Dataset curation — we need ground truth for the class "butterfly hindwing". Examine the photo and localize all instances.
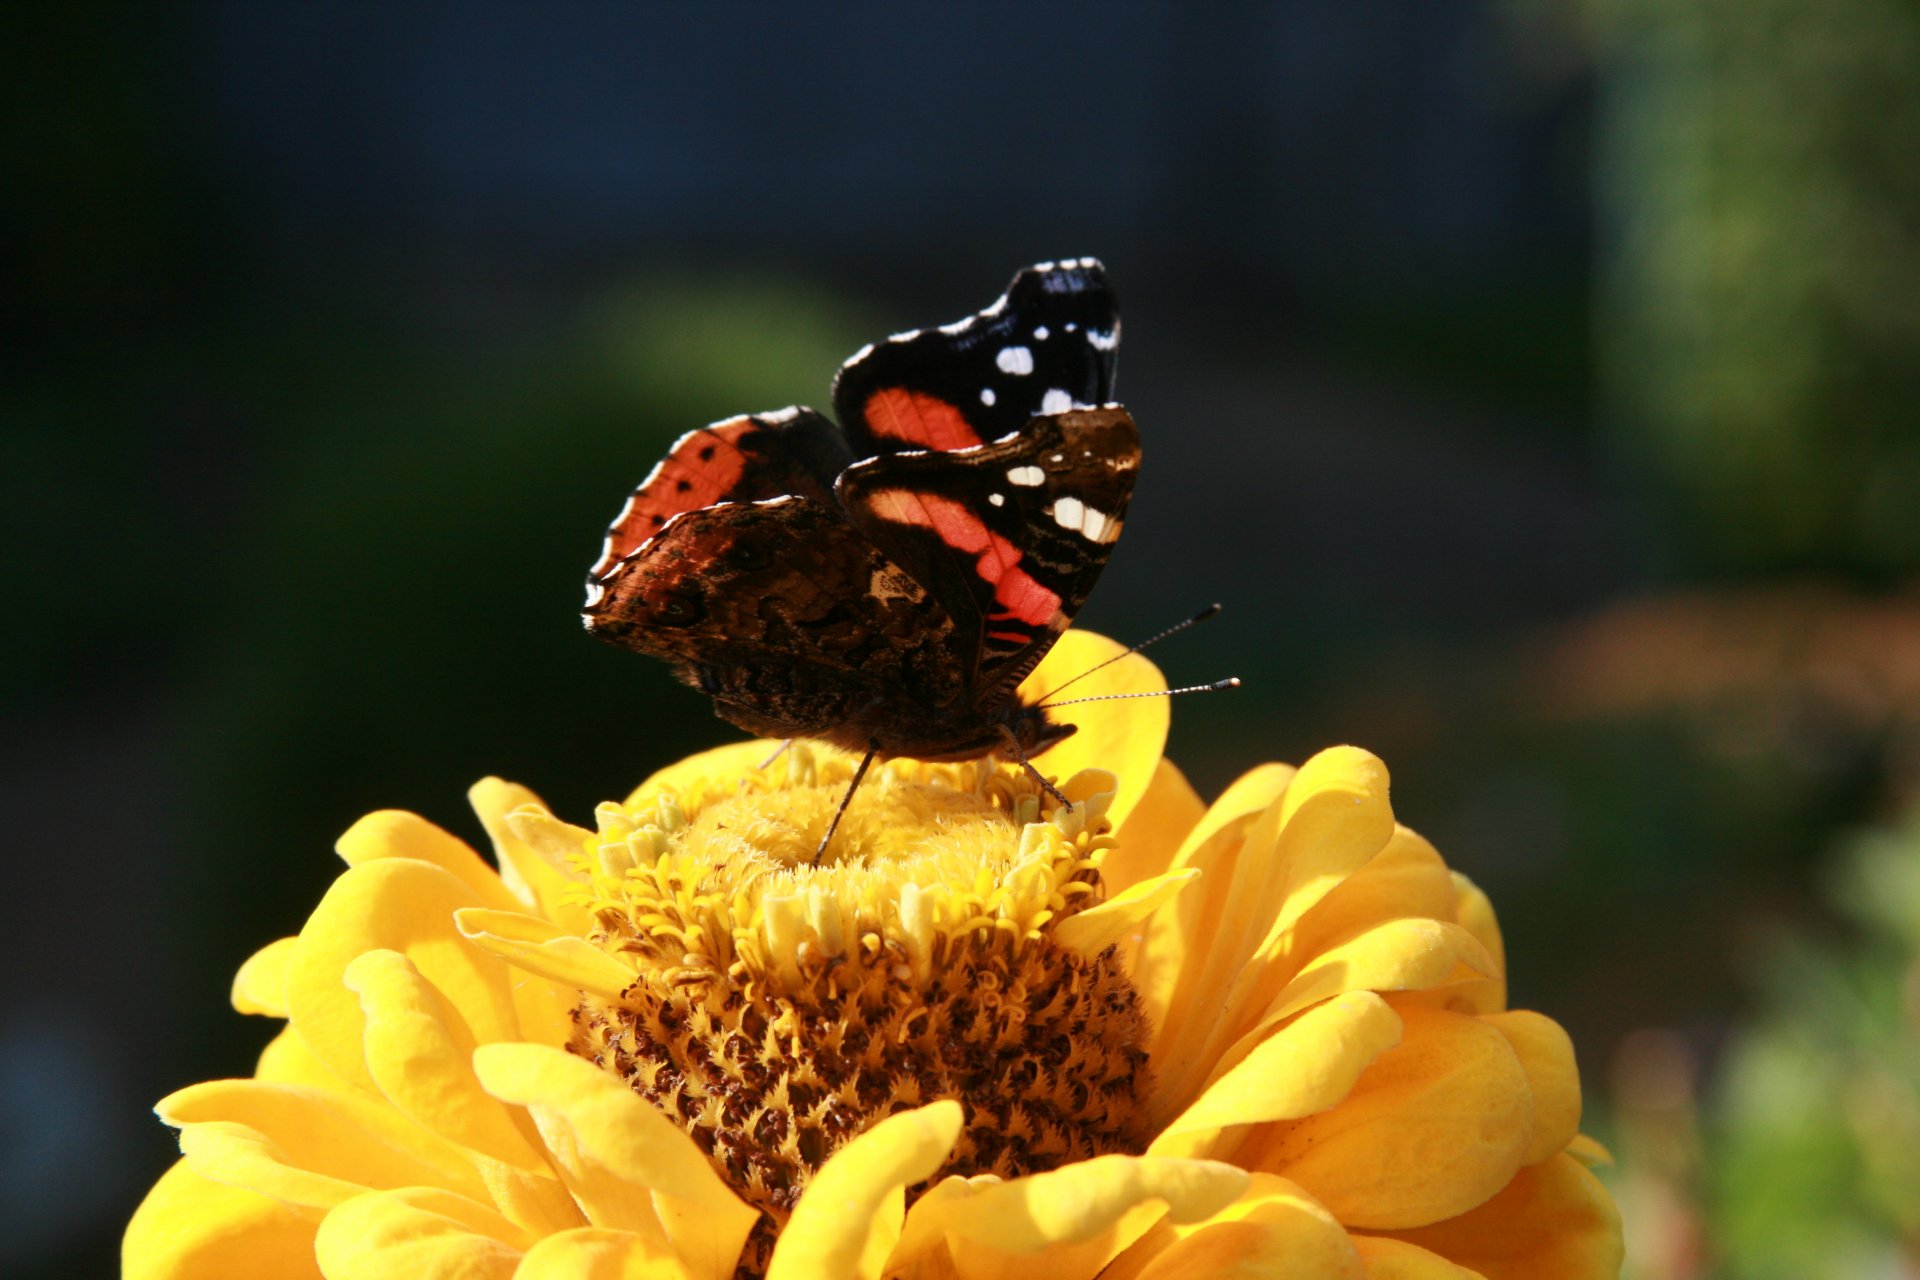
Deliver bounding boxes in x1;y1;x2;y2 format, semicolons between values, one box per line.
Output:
836;407;1140;690
584;497;972;747
831;259;1119;458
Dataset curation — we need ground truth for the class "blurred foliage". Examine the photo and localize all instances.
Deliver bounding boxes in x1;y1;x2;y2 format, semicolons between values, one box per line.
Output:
1705;808;1920;1278
1588;0;1920;576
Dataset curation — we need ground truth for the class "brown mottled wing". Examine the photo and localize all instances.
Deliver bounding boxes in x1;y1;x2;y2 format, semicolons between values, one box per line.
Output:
585;408;853;591
584;497;969;746
835;407;1140;695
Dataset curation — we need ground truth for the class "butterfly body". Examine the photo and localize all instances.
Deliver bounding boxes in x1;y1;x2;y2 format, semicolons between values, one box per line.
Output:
585;259;1139;767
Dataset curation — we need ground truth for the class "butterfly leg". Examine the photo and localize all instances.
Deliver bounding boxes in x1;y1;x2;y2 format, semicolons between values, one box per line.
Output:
758;738;795;771
813;744;877;864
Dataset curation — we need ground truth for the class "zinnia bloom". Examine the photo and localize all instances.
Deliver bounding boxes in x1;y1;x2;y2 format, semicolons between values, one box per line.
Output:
126;632;1623;1278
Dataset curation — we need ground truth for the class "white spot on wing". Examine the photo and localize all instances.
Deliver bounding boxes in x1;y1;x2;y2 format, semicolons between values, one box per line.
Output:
1007;465;1045;487
1033;325;1050;341
980;387;996;406
1053;496;1086;530
1050;495;1116;541
1086;329;1118;351
996;346;1034;376
1040;388;1073;415
989;493;1006;507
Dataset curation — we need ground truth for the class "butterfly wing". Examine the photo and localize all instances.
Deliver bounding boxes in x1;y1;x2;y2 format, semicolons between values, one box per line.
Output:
836;407;1140;695
584;496;971;748
830;259;1119;458
584;408;853;610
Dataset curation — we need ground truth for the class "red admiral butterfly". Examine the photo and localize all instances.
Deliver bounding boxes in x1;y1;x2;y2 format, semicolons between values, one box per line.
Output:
583;258;1138;808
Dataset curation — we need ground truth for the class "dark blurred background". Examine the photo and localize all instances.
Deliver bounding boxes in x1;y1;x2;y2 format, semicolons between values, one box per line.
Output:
7;3;1919;1277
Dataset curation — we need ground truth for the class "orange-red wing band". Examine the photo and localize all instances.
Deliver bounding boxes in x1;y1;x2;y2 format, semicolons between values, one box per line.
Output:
863;388;982;451
865;488;1061;627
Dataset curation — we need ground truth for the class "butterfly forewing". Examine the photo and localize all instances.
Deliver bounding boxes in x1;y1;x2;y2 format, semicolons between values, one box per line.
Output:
837;407;1140;690
831;259;1119;459
585;409;852;606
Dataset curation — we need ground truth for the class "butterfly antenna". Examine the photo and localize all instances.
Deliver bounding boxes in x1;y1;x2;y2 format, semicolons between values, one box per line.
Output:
1035;603;1224;704
1038;678;1242;711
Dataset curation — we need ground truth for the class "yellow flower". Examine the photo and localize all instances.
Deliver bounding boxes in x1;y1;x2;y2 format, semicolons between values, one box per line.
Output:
126;633;1622;1279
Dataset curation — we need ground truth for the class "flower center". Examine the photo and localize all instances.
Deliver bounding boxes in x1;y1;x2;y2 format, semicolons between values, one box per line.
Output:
567;746;1153;1276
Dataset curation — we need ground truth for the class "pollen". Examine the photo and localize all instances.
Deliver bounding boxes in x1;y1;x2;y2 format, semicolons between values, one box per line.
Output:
566;746;1152;1276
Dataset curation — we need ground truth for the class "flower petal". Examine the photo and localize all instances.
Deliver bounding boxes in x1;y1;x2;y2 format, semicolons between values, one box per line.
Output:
512;1226;702;1280
1019;630;1169;831
625;740;781;810
895;1152;1248;1278
471;1041;758;1279
1054;868;1198;958
768;1100;962;1280
286;859;523;1092
340;950;551;1170
1236;1006;1533;1230
1445;873;1507;1014
254;1028;351;1090
1371;1153;1624;1280
1147;748;1396;1121
313;1187;527;1280
1203;919;1494;1095
1102;1175;1362;1280
1105;758;1206;895
1480;1011;1580;1166
174;1121;365;1214
335;810;522;911
1350;1236;1486;1279
1564;1134;1613;1168
159;1078;487;1206
454;907;638;1002
467;778;592;928
1152;992;1403;1160
124;1159;321;1280
232;937;298;1017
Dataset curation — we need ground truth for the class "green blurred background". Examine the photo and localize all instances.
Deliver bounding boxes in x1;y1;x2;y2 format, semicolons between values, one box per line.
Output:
6;3;1918;1276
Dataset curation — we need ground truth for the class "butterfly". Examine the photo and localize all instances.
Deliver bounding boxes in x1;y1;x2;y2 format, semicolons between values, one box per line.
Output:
583;258;1139;822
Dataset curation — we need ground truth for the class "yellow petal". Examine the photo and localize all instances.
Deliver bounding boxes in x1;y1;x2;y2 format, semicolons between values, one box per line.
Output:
1480;1011;1580;1166
625;740;782;809
285;859;523;1092
1175;763;1296;866
1105;757;1206;895
174;1121;364;1214
124;1159;321;1280
335;810;522;911
159;1078;486;1205
1288;828;1461;962
1152;992;1403;1161
896;1152;1248;1277
1018;630;1169;832
313;1187;527;1280
1238;1006;1532;1230
1564;1134;1613;1168
454;907;638;1002
1351;1236;1486;1279
467;778;591;928
1147;748;1395;1121
1054;867;1198;957
254;1028;350;1090
1103;1175;1362;1280
513;1226;702;1280
232;937;298;1017
1375;1153;1624;1280
1445;873;1507;1014
472;1042;758;1279
341;949;549;1169
768;1100;962;1280
1204;919;1494;1094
